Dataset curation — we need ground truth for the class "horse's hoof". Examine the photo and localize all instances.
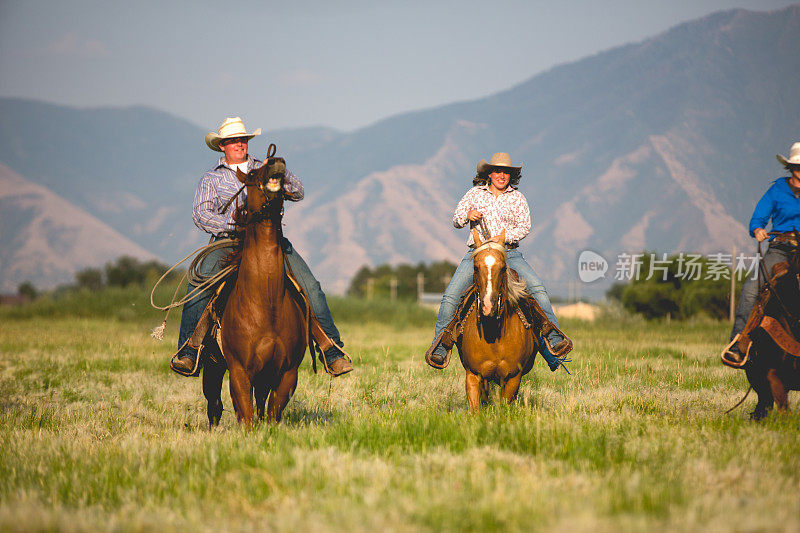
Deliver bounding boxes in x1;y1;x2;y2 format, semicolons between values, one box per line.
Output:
749;408;770;421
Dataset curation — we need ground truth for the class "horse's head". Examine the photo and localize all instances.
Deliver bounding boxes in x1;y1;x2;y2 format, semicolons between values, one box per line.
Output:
235;151;286;224
472;228;507;318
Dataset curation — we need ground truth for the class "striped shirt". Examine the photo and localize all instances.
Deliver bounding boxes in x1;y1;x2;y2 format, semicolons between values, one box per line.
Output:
192;155;304;236
453;185;531;246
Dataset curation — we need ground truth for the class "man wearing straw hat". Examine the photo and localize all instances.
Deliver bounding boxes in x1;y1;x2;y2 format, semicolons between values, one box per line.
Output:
171;117;353;377
722;141;800;367
426;152;571;371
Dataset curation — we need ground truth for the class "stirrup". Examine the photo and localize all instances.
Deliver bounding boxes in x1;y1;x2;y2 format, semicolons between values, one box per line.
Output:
170;342;203;377
541;324;573;358
721;334;750;369
425;332;452;369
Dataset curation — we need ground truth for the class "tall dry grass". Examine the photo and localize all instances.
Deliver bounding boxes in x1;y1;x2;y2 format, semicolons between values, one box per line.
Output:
0;295;798;531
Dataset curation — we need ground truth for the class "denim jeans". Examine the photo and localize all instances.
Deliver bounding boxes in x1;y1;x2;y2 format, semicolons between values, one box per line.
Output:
177;238;343;362
431;248;561;367
730;243;791;341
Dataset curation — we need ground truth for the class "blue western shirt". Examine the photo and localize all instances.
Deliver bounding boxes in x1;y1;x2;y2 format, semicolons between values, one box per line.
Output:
749;177;800;237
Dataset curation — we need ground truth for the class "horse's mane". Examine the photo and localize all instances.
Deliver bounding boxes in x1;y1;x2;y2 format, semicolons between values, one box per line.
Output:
505;270;528;308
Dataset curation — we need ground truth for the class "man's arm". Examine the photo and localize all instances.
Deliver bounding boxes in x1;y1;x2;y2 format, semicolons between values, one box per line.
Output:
193;174;233;235
749;187;775;238
284;170;304;202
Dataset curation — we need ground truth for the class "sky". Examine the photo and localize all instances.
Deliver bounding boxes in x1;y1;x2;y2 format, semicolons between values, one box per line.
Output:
0;0;796;133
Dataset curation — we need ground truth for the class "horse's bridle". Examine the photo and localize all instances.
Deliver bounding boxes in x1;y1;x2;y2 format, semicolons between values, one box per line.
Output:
472;241;508;318
220;143;280;216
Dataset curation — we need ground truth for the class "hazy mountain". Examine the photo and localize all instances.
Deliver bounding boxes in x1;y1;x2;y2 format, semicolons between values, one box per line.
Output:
281;5;800;294
0;163;157;292
0;5;798;296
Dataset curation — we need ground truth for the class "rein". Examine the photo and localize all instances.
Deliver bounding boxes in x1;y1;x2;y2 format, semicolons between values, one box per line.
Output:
758;234;800;326
219;143;279;216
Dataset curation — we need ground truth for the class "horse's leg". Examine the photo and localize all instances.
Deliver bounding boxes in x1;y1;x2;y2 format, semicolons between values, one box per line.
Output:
465;370;482;412
500;373;523;404
202;357;225;428
253;371;269;422
766;368;789;413
267;368;298;423
745;361;774;420
480;379;491;406
228;363;254;427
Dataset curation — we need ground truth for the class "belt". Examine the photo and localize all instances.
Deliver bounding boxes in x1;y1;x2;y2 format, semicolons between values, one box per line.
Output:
470;242;518;250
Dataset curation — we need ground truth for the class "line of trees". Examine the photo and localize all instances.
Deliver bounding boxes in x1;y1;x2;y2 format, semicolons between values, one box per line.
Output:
75;256;180;290
347;261;457;300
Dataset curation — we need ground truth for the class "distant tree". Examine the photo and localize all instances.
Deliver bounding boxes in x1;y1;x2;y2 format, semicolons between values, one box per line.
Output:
105;256;170;287
347;261;457;300
17;281;37;300
75;268;104;290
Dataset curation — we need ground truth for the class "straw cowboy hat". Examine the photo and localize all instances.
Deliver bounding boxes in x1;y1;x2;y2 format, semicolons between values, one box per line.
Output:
476;152;522;175
776;142;800;167
205;117;262;152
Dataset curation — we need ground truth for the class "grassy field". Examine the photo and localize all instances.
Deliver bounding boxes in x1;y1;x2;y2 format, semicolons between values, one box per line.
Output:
0;293;799;532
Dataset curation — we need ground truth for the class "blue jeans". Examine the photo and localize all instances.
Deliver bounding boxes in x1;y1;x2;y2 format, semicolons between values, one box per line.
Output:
177;238;343;362
730;243;791;341
431;248;561;367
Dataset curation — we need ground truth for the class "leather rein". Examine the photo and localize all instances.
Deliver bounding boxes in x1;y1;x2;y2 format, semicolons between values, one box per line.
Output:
758;231;800;326
219;143;279;217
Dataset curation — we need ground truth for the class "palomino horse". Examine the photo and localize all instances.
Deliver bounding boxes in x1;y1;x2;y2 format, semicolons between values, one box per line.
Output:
202;155;306;426
740;233;800;419
456;228;541;411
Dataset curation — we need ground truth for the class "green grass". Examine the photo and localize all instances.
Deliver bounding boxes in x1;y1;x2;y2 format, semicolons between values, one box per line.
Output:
0;297;798;531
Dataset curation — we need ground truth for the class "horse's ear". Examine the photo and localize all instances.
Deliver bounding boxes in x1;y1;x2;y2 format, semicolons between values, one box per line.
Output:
472;228;483;246
498;229;506;243
235;168;248;183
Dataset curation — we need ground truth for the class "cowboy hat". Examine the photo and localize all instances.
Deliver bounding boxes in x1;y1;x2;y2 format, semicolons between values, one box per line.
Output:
476;152;522;174
205;117;262;152
776;142;800;167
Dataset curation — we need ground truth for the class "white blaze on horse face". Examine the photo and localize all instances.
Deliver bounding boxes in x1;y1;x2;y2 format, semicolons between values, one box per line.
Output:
483;254;496;313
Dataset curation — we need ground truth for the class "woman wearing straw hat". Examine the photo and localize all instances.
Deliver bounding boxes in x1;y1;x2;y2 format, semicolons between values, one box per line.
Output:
426;152;570;371
722;141;800;367
171;117;353;377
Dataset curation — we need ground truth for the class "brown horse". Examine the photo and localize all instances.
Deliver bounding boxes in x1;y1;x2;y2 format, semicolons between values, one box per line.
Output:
456;229;541;411
202;156;306;427
742;235;800;420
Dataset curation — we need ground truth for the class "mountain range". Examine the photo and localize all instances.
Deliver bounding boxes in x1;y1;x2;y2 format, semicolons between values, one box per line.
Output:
0;4;798;296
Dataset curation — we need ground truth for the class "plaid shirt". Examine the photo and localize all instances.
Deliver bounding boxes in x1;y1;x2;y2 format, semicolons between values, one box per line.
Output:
453;185;531;246
192;155;304;236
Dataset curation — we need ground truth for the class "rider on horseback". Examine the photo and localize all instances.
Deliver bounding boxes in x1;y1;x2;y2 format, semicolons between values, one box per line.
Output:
426;152;571;370
171;117;354;377
722;141;800;367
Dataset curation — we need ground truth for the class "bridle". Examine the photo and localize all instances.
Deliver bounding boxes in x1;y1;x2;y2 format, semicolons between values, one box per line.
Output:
472;241;508;319
220;143;279;216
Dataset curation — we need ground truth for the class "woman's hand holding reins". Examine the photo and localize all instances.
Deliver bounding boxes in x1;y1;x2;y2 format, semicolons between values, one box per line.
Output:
467;210;483;222
754;228;769;242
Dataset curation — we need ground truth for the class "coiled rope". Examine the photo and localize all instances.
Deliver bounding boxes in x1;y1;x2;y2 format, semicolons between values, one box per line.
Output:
149;238;239;340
